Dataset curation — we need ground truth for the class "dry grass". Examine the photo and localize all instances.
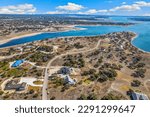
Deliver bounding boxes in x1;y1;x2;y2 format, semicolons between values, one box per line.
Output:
116;71;133;82
83;79;91;85
28;85;41;92
120;85;130;91
33;80;43;85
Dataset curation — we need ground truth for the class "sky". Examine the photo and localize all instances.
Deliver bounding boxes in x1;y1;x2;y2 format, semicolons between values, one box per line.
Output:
0;0;150;16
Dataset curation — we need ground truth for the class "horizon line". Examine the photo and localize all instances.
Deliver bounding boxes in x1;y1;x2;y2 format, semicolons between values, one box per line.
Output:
0;14;149;17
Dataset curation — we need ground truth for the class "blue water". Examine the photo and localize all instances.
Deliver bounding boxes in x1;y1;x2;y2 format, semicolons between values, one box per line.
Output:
0;16;150;52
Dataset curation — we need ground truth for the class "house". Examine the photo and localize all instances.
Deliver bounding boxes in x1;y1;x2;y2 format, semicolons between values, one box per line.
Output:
131;92;149;100
64;75;76;85
58;67;73;75
11;60;24;68
4;80;27;91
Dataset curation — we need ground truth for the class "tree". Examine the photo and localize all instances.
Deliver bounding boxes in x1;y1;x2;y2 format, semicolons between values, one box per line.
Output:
132;69;146;78
29;89;34;94
77;94;87;100
131;80;141;87
0;91;4;95
87;93;97;100
97;74;108;83
33;93;38;98
101;93;122;100
50;96;56;100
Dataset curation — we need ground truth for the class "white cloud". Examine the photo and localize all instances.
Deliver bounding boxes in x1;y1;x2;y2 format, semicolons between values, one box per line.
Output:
135;1;150;7
0;4;36;14
143;13;150;16
56;2;84;11
46;11;65;14
110;1;150;12
122;2;126;5
110;4;141;11
79;9;108;14
46;1;150;15
77;1;150;15
98;10;108;13
85;9;98;14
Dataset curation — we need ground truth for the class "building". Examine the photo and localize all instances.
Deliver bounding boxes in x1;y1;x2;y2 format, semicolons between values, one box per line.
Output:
57;67;76;85
131;92;149;100
11;60;24;68
58;67;73;75
64;75;76;85
4;80;27;91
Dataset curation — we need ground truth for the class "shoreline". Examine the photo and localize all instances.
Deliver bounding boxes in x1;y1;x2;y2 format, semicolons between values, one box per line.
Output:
0;32;43;45
0;25;82;45
0;24;131;45
0;25;86;49
0;26;149;54
130;32;150;54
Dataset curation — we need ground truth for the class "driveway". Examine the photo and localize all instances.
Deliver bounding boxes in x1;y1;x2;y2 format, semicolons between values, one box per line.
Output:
19;77;43;87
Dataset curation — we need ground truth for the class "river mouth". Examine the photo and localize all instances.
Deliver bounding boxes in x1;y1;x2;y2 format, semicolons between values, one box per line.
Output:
0;17;150;52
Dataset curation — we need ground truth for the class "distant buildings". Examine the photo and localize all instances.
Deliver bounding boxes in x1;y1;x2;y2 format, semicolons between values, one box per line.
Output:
131;92;149;100
11;60;24;68
4;80;27;91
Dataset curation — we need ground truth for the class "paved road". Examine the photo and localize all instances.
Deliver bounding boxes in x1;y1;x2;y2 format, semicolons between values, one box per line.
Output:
42;40;101;100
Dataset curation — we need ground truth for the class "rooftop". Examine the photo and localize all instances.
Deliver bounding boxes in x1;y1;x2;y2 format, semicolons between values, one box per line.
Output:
11;59;24;68
64;75;75;85
131;92;149;100
4;80;27;91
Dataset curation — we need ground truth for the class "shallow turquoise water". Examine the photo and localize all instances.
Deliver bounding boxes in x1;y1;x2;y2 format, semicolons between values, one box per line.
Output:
0;17;150;52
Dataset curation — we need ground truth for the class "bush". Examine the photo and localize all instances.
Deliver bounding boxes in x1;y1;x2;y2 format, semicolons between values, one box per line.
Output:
132;69;146;78
29;89;34;94
97;74;108;83
87;93;97;100
77;93;97;100
74;42;84;49
0;91;4;95
131;80;141;87
50;96;56;100
33;93;38;98
101;93;122;100
99;69;117;79
3;94;9;99
77;94;87;100
82;69;96;76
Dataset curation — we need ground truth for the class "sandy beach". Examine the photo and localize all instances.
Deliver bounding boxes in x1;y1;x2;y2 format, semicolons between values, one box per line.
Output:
0;32;43;45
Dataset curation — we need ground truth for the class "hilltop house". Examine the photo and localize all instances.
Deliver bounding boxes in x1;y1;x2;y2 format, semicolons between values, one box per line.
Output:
131;92;149;100
58;67;73;75
4;80;27;91
64;75;76;85
58;67;76;85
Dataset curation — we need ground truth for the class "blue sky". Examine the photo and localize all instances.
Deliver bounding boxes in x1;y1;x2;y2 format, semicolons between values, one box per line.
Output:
0;0;150;16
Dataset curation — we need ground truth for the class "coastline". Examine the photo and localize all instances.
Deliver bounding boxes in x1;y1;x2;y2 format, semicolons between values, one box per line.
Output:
0;24;131;45
0;25;82;45
0;25;149;54
130;32;150;54
0;32;43;45
0;23;132;45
